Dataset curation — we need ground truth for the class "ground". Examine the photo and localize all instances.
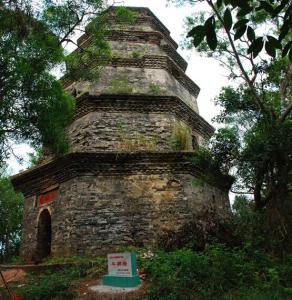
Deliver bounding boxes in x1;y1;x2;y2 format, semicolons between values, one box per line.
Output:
0;265;147;300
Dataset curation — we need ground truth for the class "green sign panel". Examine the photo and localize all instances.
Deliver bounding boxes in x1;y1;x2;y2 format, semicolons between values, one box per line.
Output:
102;252;141;288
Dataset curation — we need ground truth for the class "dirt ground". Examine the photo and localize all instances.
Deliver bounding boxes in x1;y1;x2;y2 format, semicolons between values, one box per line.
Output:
75;278;148;300
0;268;147;300
0;269;26;288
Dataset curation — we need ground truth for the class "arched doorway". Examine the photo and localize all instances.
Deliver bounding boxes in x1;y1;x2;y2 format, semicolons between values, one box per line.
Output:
36;209;51;260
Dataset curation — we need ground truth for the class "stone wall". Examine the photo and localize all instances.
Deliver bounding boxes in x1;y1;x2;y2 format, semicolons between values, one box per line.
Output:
20;172;229;259
69;67;199;112
68;111;204;153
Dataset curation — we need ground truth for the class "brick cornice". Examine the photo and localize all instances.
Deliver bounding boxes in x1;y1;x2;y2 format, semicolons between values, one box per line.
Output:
62;55;198;98
11;152;201;197
73;93;214;138
76;30;186;70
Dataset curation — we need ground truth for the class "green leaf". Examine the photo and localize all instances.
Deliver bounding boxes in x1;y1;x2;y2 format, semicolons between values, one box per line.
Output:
282;41;292;57
193;34;205;47
187;25;205;38
289;47;292;62
279;19;290;40
188;25;206;47
234;25;247;40
248;37;264;58
267;36;282;49
247;26;255;42
273;0;289;17
204;16;218;50
258;1;274;14
265;41;276;58
205;15;215;27
237;5;253;17
206;28;218;50
216;0;223;8
233;19;248;29
230;0;247;8
224;8;232;31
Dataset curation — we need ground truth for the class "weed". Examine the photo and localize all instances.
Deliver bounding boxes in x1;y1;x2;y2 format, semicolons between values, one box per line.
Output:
117;124;157;151
132;50;141;59
140;246;292;300
148;82;161;95
170;122;192;151
16;267;86;300
106;76;133;94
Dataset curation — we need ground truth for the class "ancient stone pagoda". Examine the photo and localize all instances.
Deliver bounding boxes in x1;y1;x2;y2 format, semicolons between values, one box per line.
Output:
12;7;230;261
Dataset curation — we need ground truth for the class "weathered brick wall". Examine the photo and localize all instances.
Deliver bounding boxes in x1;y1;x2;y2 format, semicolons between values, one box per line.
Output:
68;67;199;112
68;111;203;152
20;172;229;259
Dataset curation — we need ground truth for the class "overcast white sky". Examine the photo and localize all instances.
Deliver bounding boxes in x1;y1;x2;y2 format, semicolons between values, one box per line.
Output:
7;0;229;174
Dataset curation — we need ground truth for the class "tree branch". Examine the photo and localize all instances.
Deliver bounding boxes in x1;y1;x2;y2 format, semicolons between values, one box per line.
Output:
279;102;292;123
206;0;269;115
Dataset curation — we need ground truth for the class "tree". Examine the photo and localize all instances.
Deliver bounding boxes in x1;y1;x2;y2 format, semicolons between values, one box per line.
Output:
0;1;134;166
170;0;292;251
0;177;23;261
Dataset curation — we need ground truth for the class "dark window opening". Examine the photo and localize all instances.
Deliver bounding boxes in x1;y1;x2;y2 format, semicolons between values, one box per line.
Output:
192;135;199;150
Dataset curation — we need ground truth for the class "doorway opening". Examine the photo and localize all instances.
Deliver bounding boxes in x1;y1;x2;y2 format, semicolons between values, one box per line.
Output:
36;209;51;260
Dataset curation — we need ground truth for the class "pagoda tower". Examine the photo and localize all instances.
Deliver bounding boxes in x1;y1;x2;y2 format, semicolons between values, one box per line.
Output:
12;7;230;261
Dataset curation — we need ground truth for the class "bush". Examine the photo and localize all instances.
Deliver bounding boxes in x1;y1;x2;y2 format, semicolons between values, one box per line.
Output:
140;245;292;300
148;82;161;94
170;122;192;151
15;256;107;300
16;267;87;300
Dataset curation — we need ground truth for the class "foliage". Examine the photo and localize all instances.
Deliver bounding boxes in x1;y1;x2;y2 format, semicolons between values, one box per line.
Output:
132;50;142;59
27;148;43;168
139;198;292;299
170;0;292;251
15;256;106;300
42;255;106;267
117;124;157;151
140;245;292;300
64;6;136;81
170;122;192;151
0;177;23;262
16;267;86;300
148;82;161;94
157;210;236;251
106;76;134;94
189;128;237;189
181;0;292;61
0;2;136;165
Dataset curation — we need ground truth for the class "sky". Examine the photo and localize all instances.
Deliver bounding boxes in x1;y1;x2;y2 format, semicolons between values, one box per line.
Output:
7;0;230;174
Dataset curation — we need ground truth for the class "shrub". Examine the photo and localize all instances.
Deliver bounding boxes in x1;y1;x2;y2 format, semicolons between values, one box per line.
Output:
16;257;106;300
148;82;161;94
132;50;141;59
170;122;192;151
140;245;292;300
106;76;133;93
16;267;86;300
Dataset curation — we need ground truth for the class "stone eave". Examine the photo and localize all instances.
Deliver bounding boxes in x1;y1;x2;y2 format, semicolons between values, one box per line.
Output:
78;6;177;49
77;31;187;71
74;93;215;138
112;6;172;38
62;55;199;98
11;152;203;197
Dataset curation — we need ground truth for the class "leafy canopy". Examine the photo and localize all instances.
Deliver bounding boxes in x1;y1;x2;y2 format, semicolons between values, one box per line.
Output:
0;177;23;261
185;0;292;60
0;1;136;166
170;0;292;250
